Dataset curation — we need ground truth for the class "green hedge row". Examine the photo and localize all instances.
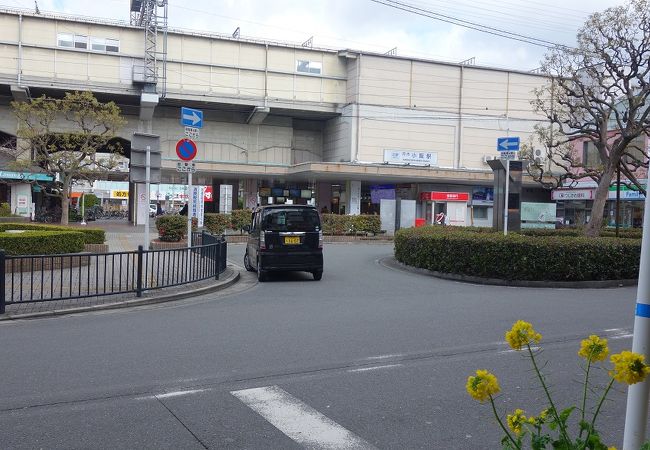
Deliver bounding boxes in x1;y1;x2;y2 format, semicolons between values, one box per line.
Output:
0;223;105;244
204;210;253;235
155;215;189;242
394;226;641;282
0;203;13;217
518;228;642;239
0;230;85;255
321;214;381;235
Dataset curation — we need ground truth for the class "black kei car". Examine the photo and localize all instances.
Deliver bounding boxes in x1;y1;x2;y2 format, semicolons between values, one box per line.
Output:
243;205;324;282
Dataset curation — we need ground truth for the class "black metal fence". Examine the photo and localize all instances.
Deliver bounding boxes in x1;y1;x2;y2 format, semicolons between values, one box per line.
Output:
0;231;227;313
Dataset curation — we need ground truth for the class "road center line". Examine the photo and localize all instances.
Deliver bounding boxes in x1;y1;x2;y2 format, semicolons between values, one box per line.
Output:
231;385;377;450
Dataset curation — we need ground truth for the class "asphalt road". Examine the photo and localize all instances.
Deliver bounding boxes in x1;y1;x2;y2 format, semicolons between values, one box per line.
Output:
0;243;640;449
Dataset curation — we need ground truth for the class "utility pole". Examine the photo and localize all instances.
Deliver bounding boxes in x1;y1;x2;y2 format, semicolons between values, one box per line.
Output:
622;149;650;449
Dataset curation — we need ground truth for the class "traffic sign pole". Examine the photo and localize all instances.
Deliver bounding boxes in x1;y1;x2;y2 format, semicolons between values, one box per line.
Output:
144;145;151;250
623;170;650;449
504;160;510;236
187;171;193;250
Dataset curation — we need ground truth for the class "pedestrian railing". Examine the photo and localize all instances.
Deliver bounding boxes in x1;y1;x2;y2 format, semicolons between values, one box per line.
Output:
0;231;228;313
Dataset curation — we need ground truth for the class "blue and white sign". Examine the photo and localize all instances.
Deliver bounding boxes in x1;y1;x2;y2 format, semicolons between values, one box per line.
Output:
497;137;520;151
181;107;203;128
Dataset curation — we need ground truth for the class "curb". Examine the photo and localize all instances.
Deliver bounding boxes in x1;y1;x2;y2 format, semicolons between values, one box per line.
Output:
0;268;241;321
381;257;637;289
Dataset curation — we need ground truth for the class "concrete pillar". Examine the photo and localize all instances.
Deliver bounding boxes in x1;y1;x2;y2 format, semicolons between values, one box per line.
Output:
316;182;332;212
346;180;361;215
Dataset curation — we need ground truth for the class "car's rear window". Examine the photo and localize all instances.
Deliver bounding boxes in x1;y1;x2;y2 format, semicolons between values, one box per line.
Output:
262;208;321;232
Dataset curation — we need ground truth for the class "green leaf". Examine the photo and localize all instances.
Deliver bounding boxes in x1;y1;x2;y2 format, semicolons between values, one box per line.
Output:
559;406;576;425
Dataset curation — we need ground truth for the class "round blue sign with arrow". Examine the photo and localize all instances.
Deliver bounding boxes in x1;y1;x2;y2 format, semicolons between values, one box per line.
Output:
176;138;198;161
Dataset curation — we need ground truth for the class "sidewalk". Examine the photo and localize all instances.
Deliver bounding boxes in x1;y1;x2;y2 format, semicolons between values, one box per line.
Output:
2;220;240;319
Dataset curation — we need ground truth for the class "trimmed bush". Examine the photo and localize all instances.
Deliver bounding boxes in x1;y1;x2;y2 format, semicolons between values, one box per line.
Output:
0;223;105;244
321;214;381;235
0;203;13;217
518;228;642;239
155;215;186;242
395;225;641;282
204;213;231;235
0;230;85;255
231;209;252;233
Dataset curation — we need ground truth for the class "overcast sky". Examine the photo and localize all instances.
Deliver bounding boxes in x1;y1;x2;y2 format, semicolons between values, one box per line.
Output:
1;0;627;71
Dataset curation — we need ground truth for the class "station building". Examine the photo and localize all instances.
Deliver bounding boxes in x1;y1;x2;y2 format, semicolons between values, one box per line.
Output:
0;6;552;225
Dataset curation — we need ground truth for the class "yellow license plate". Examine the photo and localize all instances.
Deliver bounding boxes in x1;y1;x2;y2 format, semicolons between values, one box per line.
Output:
284;236;301;245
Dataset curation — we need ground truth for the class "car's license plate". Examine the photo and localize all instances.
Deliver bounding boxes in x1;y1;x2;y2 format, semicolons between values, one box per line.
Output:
284;236;300;245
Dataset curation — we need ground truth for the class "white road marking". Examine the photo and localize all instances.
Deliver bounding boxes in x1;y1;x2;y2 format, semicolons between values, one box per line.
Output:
610;333;633;340
348;364;403;373
365;354;403;361
231;385;377;449
498;346;540;354
155;388;208;399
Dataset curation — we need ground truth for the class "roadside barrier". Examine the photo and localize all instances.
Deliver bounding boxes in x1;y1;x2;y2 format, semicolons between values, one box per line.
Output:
0;231;227;313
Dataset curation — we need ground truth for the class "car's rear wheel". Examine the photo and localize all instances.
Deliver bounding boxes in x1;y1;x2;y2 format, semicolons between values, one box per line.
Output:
244;251;255;272
257;257;267;282
312;271;322;281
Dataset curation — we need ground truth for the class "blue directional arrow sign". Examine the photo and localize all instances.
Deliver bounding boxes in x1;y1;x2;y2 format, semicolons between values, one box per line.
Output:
181;107;203;129
497;137;520;151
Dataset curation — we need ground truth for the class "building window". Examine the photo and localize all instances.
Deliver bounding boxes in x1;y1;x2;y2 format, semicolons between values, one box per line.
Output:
74;34;88;49
296;60;322;75
90;37;120;52
105;38;120;53
582;141;599;168
57;33;73;48
473;206;488;220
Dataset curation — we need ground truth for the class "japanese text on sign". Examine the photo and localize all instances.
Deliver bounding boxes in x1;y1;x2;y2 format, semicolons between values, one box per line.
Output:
383;149;438;166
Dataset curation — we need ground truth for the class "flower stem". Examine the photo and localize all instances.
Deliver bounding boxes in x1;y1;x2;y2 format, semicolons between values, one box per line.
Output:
581;378;615;450
526;343;571;444
489;395;520;449
579;358;592;438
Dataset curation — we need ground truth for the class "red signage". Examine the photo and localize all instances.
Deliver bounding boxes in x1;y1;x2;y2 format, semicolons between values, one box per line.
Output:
175;138;198;161
420;191;469;202
203;186;214;202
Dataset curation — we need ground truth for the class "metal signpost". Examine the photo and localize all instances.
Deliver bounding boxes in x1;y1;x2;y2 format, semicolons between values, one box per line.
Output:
497;137;520;236
176;137;198;249
130;133;161;249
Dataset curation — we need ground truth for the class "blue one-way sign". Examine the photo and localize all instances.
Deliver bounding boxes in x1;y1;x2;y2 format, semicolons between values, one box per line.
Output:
497;137;520;151
181;107;203;128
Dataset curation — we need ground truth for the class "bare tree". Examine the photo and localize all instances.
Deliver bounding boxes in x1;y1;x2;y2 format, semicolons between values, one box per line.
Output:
10;91;126;224
524;0;650;236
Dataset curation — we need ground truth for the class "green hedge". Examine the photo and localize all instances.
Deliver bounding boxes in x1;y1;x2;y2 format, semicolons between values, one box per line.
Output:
0;223;104;244
395;226;641;282
321;214;381;235
204;213;231;235
0;203;13;217
231;209;252;233
155;215;186;242
518;228;642;239
0;230;85;255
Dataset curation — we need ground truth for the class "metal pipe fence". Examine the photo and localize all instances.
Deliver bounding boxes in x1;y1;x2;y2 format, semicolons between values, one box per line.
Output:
0;232;228;313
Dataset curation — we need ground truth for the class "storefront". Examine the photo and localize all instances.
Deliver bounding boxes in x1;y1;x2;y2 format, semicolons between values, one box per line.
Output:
552;183;646;228
419;191;470;226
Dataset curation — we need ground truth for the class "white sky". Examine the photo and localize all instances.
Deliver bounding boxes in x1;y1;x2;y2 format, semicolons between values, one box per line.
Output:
1;0;627;71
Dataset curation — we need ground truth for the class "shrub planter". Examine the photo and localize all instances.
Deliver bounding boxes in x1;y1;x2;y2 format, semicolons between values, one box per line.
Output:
84;243;109;253
0;230;86;255
5;253;91;273
0;223;105;244
150;239;188;250
395;226;642;282
0;216;30;223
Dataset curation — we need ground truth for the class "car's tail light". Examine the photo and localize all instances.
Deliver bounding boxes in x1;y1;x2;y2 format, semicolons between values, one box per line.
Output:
318;230;323;249
260;231;266;250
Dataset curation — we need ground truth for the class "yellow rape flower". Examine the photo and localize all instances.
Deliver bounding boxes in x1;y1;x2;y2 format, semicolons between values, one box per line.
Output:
507;409;527;436
466;369;500;402
505;320;542;350
610;351;650;385
608;447;617;450
578;335;609;362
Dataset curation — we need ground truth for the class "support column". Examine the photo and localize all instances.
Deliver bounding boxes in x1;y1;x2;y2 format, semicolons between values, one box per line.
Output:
346;180;361;215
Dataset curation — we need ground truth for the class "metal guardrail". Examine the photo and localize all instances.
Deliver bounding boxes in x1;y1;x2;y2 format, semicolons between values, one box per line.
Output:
0;231;227;313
